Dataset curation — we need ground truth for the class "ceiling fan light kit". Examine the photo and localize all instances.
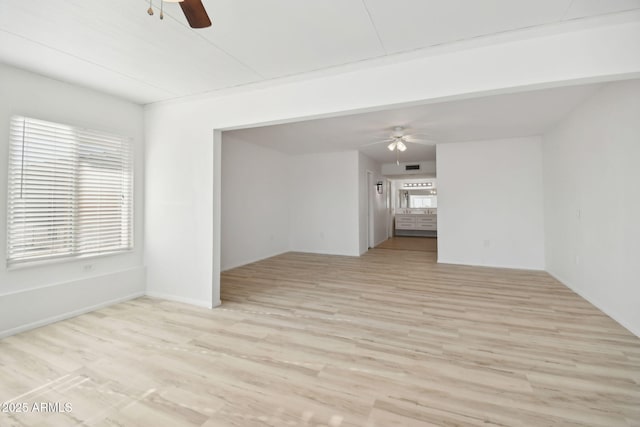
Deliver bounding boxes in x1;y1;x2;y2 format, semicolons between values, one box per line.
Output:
147;0;212;28
366;126;436;165
387;139;407;152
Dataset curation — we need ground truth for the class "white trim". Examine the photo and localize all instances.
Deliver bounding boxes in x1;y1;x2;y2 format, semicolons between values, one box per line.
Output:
0;266;144;298
436;258;545;272
374;234;388;249
144;291;218;309
366;170;375;250
6;248;135;271
212;130;222;307
292;249;360;258
0;291;144;339
221;250;289;273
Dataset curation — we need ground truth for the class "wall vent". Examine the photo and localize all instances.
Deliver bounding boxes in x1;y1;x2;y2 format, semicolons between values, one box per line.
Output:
405;164;421;171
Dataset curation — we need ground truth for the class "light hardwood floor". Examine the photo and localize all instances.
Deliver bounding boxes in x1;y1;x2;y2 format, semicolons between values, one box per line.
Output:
376;237;438;252
1;249;639;426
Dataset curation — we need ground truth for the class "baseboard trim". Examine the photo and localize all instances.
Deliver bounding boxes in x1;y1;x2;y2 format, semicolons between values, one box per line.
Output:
546;270;640;338
437;258;545;272
0;266;144;298
0;291;144;339
221;250;289;272
144;291;214;309
292;249;360;258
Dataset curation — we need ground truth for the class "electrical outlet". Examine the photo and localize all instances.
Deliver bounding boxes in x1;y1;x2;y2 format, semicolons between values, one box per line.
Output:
483;240;491;248
83;263;94;272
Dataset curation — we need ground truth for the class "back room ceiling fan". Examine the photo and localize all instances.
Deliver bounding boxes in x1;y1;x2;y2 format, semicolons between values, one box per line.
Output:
362;126;437;165
147;0;212;29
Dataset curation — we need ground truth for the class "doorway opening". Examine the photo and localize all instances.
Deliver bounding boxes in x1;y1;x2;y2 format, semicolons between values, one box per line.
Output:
375;175;438;254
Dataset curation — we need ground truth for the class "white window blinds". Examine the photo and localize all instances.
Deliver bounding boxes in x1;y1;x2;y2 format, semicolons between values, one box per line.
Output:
7;116;133;265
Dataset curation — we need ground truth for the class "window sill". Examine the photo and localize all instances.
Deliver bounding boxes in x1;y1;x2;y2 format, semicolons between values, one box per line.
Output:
6;248;135;271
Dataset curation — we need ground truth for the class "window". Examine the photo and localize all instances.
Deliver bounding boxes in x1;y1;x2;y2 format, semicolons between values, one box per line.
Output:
7;116;133;265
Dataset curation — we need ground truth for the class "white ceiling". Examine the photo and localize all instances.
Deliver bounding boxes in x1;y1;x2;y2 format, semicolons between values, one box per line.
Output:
1;0;638;104
224;83;603;164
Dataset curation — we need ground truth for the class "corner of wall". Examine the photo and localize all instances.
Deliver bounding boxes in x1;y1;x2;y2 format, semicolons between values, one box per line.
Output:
0;267;146;338
541;79;640;338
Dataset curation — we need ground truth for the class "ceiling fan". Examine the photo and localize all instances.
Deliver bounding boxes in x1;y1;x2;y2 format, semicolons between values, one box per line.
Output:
363;126;437;165
147;0;212;29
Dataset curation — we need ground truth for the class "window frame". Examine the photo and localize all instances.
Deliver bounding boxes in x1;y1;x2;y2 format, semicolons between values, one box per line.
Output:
6;115;134;267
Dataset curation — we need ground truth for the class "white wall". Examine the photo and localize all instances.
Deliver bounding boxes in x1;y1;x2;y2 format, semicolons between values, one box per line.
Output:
0;63;145;337
220;138;368;265
437;137;545;270
220;135;291;271
144;19;640;307
358;153;387;253
290;151;360;256
543;79;640;336
382;161;436;177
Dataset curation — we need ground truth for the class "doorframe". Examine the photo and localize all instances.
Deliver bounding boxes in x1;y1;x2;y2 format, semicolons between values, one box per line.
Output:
386;178;393;239
367;170;375;249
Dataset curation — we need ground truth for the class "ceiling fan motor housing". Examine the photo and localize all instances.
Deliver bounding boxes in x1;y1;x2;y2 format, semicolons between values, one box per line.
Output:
392;126;405;138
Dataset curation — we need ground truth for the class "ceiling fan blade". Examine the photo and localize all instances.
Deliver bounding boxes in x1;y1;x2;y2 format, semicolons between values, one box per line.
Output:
408;140;438;146
404;133;437;141
360;139;393;148
180;0;212;28
403;135;438;144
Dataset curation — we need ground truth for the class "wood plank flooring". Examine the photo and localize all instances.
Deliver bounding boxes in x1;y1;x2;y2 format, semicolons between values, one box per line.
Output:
376;237;438;252
1;249;639;426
